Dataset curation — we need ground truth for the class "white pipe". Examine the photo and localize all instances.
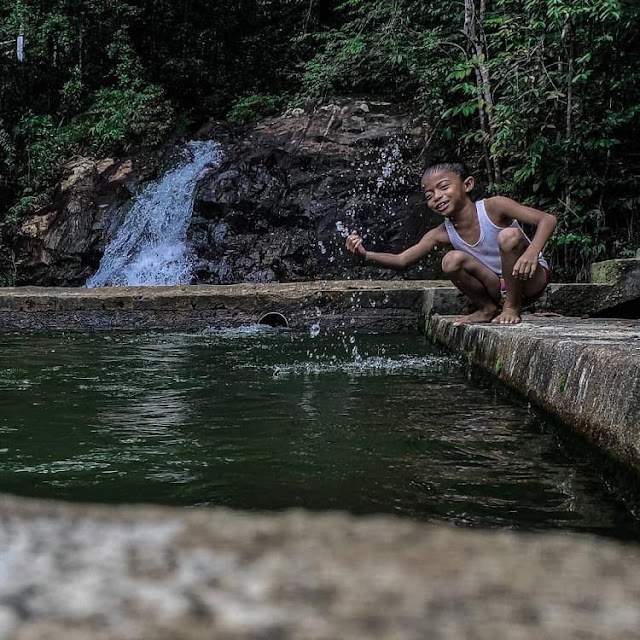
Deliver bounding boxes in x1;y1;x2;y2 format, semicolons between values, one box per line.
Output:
17;34;24;62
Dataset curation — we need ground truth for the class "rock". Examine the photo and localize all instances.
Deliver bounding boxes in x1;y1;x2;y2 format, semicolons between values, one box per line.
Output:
12;97;443;286
14;158;101;285
13;151;165;286
188;96;443;284
342;115;366;132
541;259;640;318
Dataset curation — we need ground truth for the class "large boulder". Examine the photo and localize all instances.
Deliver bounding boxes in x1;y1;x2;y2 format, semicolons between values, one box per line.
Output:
189;99;443;284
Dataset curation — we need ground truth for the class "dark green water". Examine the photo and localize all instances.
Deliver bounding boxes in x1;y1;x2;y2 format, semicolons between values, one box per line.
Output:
0;328;638;539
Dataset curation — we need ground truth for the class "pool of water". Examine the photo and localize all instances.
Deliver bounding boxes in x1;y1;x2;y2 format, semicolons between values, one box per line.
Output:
0;328;638;539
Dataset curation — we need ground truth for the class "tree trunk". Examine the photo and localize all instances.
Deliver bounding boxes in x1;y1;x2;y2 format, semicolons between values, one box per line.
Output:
562;13;574;212
463;0;501;185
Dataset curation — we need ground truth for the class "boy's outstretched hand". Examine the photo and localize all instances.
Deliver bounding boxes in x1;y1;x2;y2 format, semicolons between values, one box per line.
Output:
346;232;367;259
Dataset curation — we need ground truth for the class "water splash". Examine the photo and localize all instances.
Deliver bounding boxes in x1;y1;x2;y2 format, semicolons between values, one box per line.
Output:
86;140;223;287
375;144;404;191
246;354;453;377
335;220;349;238
201;324;281;339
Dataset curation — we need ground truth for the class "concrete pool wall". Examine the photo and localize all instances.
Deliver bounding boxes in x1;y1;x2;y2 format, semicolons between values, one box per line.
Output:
1;259;638;333
0;280;457;333
427;315;640;472
2;494;640;640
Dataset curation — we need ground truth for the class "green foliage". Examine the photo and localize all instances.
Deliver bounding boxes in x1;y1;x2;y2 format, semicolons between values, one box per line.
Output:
0;120;15;169
1;0;639;281
6;195;37;224
86;84;174;152
0;120;15;204
60;67;86;117
300;0;640;280
17;83;173;192
1;0;332;223
227;94;287;125
17;114;75;192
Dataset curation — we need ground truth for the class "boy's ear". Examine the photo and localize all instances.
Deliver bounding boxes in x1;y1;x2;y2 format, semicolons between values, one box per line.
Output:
463;176;475;193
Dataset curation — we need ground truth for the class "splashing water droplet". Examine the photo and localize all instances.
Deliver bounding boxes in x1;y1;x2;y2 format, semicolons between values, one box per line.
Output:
335;221;349;238
309;323;321;338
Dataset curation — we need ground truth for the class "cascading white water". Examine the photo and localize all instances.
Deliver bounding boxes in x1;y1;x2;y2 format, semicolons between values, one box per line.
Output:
86;140;223;287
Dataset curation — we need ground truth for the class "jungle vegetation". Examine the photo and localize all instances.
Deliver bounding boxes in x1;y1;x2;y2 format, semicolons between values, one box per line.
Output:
1;0;638;279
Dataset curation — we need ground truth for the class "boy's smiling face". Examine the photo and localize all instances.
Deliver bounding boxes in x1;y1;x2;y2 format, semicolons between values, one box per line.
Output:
421;169;474;218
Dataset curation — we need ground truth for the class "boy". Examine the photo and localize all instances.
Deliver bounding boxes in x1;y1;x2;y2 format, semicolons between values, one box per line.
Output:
346;162;557;325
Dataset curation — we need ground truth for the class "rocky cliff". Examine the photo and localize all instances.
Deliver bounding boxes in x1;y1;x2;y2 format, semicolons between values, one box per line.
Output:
9;98;444;286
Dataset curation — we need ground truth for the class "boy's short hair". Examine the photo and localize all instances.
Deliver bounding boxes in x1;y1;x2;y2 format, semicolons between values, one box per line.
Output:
422;161;472;181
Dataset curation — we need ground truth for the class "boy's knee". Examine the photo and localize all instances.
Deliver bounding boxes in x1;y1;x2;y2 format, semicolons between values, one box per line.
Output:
498;228;527;252
442;251;467;274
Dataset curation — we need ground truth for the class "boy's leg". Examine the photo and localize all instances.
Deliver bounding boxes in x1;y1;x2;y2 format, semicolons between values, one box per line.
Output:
441;251;502;325
493;228;548;324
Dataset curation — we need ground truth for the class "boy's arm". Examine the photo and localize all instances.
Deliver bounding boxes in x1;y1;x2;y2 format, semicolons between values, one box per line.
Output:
346;225;450;269
485;196;557;277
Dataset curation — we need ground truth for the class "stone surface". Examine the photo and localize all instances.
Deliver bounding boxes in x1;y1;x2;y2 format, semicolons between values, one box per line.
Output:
591;258;640;287
588;259;640;317
528;259;640;318
2;495;640;639
9;98;442;287
12;152;164;286
189;97;440;284
1;274;636;337
538;283;618;316
427;315;640;470
0;281;464;332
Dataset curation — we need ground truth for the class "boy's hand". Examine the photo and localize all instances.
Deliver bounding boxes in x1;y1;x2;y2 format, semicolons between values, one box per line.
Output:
513;249;538;279
346;232;367;259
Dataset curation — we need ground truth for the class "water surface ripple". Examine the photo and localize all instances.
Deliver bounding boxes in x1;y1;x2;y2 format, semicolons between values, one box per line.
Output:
0;329;637;540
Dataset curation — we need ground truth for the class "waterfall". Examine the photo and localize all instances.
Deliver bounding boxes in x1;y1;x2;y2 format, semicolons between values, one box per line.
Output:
86;140;223;287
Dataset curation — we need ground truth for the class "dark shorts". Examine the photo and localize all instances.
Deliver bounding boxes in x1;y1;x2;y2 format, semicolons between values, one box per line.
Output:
499;267;551;308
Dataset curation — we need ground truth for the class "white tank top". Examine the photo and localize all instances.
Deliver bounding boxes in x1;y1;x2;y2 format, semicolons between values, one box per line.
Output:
443;199;548;275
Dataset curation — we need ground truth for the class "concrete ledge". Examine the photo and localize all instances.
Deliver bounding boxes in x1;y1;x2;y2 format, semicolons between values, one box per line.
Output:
2;495;640;639
0;282;465;332
591;258;640;291
540;282;618;316
427;316;640;471
1;276;635;333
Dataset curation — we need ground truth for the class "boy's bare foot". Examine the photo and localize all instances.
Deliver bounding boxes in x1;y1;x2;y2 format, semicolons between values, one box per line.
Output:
453;308;499;326
492;306;522;324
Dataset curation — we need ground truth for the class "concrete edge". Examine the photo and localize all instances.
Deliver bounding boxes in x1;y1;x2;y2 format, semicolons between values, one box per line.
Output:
426;315;640;472
0;282;465;332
